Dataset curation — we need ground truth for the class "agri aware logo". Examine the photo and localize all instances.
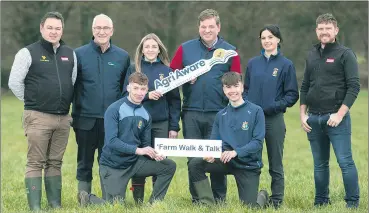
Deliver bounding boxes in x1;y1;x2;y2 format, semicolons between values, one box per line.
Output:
40;55;49;62
154;48;238;94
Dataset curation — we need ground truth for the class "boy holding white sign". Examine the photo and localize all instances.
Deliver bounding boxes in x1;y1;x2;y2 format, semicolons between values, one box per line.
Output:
78;72;177;206
188;72;269;207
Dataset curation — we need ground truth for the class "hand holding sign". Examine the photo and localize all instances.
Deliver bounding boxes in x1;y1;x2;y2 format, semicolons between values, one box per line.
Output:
149;91;163;100
136;146;157;159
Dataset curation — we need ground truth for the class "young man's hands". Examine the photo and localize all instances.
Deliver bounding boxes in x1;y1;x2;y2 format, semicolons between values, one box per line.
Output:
135;147;166;161
203;150;238;164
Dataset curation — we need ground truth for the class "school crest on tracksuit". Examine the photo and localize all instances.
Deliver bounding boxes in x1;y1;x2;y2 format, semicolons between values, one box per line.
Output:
242;121;249;130
138;120;143;129
159;73;164;80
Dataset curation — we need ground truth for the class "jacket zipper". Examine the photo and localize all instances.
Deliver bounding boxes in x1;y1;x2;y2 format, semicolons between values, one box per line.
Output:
97;56;104;114
260;57;270;107
54;54;62;113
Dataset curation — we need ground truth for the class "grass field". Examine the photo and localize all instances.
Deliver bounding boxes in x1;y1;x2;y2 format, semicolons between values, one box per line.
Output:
1;91;368;213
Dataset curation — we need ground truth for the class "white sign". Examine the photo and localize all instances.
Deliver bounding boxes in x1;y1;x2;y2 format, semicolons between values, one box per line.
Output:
154;48;238;94
154;138;222;158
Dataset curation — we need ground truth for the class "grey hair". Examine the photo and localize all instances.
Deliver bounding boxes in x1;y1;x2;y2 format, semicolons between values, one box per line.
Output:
92;14;113;27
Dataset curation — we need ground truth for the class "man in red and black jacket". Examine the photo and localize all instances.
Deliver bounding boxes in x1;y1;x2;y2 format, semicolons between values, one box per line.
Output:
170;9;241;204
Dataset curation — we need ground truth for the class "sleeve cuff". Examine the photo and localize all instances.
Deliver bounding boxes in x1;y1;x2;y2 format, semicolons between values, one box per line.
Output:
127;145;138;155
342;94;357;108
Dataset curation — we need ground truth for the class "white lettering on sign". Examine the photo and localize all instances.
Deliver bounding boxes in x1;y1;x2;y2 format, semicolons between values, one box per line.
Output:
154;138;222;158
154;48;238;94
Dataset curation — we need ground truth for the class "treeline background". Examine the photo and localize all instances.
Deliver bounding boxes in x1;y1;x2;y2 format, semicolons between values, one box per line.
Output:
1;1;368;91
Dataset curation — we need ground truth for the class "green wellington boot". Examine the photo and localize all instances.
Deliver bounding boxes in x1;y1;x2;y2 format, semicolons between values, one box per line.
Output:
25;177;42;211
44;176;62;208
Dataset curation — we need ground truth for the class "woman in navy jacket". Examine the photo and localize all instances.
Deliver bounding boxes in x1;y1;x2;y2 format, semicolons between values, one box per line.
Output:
244;25;299;208
122;33;181;204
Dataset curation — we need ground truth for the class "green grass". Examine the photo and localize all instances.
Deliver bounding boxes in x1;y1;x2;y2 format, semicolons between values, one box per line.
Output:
1;91;368;213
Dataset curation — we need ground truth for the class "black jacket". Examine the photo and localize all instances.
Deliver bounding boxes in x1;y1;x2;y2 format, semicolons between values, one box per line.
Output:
24;38;75;114
300;41;360;114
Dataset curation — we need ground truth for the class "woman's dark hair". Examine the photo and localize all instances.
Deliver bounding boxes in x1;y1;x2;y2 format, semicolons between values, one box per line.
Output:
259;25;283;48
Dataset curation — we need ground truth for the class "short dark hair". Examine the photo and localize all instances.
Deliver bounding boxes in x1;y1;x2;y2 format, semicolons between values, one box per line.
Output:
221;72;242;86
129;72;149;85
259;24;283;48
40;11;64;27
316;13;338;27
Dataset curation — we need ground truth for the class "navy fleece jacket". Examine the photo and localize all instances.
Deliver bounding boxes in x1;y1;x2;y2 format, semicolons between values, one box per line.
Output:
245;50;299;115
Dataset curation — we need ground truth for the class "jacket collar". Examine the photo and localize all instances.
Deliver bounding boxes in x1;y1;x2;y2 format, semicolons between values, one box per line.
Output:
260;48;281;60
198;36;224;51
40;37;65;54
124;96;143;109
90;36;112;53
314;39;340;53
141;56;161;65
228;99;248;110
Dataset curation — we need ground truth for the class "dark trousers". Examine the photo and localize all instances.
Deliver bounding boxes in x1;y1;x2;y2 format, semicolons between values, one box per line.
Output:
307;112;359;207
188;158;260;207
131;120;169;186
74;118;105;182
99;157;176;203
264;113;285;204
182;110;227;202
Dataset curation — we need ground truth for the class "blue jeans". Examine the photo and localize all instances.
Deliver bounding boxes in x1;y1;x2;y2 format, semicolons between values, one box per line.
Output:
307;112;359;207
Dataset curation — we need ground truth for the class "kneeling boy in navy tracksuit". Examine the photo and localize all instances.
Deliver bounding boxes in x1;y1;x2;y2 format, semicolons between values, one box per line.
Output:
188;72;269;207
78;72;176;206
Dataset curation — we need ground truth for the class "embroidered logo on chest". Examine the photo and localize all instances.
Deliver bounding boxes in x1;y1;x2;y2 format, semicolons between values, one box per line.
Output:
138;120;143;129
326;58;335;63
272;68;278;77
61;56;69;61
40;55;49;62
241;121;249;130
159;73;164;80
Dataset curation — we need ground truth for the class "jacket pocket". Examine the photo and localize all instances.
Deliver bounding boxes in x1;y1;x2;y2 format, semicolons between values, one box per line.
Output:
335;90;345;105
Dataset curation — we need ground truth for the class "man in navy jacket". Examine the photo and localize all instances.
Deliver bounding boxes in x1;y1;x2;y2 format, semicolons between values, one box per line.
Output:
188;72;268;207
170;8;241;204
72;14;131;201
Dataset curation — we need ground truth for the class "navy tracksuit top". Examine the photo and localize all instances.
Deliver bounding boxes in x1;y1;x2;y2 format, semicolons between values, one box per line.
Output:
245;50;299;116
211;100;265;170
99;97;152;169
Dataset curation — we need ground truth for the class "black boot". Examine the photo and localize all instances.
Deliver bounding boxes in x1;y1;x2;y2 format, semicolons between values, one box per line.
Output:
257;189;269;208
25;177;42;211
77;181;91;205
131;183;145;204
44;176;62;208
193;178;215;206
79;190;106;207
